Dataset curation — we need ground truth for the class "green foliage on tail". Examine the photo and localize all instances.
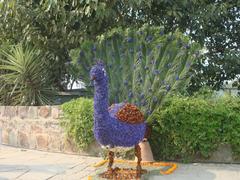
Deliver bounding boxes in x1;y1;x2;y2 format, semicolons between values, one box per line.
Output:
70;25;201;119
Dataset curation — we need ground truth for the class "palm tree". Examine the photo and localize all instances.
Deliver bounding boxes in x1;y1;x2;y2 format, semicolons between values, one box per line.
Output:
0;44;54;105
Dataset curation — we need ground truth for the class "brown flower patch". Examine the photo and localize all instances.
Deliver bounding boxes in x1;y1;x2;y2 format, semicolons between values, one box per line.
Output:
116;103;144;124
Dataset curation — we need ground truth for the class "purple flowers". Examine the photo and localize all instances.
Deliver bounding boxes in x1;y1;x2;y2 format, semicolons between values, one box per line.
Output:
90;62;146;147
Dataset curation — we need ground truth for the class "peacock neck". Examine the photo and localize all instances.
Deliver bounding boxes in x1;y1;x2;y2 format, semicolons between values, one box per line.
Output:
93;77;110;127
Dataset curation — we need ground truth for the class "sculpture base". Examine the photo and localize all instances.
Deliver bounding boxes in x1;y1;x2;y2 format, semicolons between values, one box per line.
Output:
99;167;147;179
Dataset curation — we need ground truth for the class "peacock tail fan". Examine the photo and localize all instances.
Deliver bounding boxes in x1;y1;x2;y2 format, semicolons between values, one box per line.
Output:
70;25;202;121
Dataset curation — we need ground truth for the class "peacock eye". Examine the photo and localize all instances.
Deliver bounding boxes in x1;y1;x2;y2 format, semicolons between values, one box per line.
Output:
102;68;106;76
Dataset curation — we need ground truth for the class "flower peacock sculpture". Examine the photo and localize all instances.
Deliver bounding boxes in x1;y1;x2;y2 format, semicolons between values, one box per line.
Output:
90;61;149;178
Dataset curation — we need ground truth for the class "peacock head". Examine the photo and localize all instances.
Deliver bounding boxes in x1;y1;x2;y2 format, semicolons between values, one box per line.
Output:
90;61;107;82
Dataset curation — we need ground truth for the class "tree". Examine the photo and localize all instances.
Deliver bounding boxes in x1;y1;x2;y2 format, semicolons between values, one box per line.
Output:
0;0;239;91
0;0;118;89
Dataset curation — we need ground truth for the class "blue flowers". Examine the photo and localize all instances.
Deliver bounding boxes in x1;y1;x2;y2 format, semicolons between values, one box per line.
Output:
92;44;97;52
127;37;134;43
177;39;183;46
111;52;115;57
159;30;164;36
140;93;145;99
137;45;143;51
153;69;160;75
64;60;72;66
147;49;152;55
166;85;171;91
129;48;134;54
124;80;128;86
80;50;85;57
137;31;144;35
137;51;143;59
167;35;173;41
146;35;153;42
153;96;158;103
150;60;156;65
195;50;200;57
165;63;172;68
176;75;180;80
184;43;190;49
141;100;147;106
128;91;133;98
106;41;111;47
186;62;191;68
146;109;152;116
138;78;143;84
77;58;81;65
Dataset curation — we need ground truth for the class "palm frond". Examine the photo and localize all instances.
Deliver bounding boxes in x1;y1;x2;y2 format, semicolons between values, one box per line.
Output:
0;44;55;105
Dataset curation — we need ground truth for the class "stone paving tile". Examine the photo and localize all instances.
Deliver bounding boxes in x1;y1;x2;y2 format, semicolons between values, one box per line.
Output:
48;157;100;180
148;163;240;180
0;169;29;180
0;146;102;180
1;145;240;180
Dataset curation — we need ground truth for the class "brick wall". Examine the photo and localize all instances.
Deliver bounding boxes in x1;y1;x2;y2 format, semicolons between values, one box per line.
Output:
0;106;79;153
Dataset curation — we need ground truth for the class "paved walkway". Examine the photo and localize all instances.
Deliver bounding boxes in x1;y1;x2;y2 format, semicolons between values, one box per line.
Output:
0;145;240;180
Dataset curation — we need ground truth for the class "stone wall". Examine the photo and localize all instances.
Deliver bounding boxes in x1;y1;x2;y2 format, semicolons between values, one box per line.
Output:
0;106;78;154
0;106;239;163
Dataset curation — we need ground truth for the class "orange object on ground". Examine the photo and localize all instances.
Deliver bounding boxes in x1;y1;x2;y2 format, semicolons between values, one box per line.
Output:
91;159;178;176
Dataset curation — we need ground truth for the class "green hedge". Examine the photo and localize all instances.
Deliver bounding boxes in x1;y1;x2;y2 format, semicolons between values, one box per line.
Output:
61;98;94;150
60;96;240;161
149;95;240;161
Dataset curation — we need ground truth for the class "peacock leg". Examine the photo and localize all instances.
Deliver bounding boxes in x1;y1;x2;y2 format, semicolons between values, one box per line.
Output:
135;144;142;178
107;151;114;172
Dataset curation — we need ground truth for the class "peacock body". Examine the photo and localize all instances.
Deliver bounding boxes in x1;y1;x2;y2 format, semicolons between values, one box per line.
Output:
90;62;146;149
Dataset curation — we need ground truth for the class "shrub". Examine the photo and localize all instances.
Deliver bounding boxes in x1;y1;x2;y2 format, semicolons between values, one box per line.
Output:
217;96;240;157
149;95;240;161
0;44;54;105
61;98;94;150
